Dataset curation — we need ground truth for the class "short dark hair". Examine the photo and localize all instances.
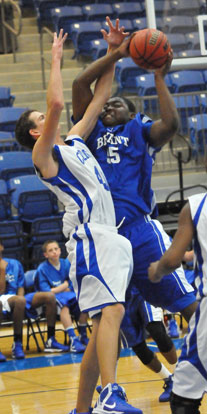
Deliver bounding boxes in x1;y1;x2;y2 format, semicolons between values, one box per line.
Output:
121;96;136;113
15;109;37;150
42;240;59;253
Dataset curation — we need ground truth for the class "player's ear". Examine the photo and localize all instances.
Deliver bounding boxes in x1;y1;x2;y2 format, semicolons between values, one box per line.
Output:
29;128;40;140
129;112;136;120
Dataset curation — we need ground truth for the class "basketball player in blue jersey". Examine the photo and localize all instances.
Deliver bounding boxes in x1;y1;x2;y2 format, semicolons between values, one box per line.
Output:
15;29;142;414
148;190;207;414
72;17;198;322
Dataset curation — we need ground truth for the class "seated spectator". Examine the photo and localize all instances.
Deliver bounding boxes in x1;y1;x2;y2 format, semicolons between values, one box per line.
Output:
34;240;89;353
0;238;69;362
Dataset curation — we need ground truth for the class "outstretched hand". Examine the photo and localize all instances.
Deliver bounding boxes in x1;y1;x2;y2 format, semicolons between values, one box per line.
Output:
52;29;68;60
154;48;173;77
148;261;162;283
101;16;130;50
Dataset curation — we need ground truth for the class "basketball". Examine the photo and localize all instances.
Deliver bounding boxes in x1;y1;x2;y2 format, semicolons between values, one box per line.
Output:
129;28;171;70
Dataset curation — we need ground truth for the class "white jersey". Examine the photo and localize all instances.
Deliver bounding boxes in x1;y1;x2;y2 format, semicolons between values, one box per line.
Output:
37;136;116;237
189;192;207;300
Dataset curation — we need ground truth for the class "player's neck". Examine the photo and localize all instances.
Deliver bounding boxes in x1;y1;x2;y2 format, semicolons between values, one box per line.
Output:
48;258;60;268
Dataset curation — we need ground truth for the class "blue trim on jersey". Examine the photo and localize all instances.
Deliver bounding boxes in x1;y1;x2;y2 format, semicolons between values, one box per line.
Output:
42;145;93;224
179;304;207;381
193;194;207;227
144;301;153;322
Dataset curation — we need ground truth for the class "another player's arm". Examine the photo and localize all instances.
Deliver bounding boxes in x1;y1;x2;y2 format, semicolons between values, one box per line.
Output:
70;41;130;141
72;17;129;122
148;202;194;283
148;51;180;148
32;30;67;178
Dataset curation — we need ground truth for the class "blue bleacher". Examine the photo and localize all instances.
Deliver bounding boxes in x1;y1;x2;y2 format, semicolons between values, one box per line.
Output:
178;50;201;58
135;72;172;96
88;39;107;61
165;33;187;53
169;71;206;93
0;179;11;220
162;15;196;34
173;95;202;134
50;6;84;35
115;57;146;93
82;3;115;21
187;114;207;155
102;18;134;34
8;174;59;222
0;131;16;152
0;107;27;136
186;32;201;50
0;219;24;248
0;151;34;182
70;21;102;57
171;0;201;16
112;2;144;20
0;87;15;107
32;0;67;31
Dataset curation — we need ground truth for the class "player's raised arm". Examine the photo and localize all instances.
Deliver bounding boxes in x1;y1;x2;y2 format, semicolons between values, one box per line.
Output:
72;16;129;122
69;38;130;141
148;202;194;283
32;30;67;172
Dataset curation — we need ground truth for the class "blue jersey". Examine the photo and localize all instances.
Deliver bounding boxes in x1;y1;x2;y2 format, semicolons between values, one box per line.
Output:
87;113;158;226
35;258;73;292
3;258;25;295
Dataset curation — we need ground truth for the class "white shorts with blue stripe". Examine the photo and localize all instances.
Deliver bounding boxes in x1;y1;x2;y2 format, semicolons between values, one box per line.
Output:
66;222;133;318
173;296;207;399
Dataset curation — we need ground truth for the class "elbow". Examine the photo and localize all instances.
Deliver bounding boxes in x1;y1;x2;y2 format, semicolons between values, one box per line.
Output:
49;99;64;113
168;116;180;138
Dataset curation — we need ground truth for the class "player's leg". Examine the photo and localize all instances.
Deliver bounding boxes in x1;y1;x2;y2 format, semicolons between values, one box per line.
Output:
0;301;6;362
8;295;26;359
28;291;69;352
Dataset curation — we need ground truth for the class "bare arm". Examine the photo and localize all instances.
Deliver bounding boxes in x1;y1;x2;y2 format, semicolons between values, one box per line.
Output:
51;280;69;294
148;202;194;283
72;17;129;122
69;40;130;141
148;51;180;148
32;30;68;178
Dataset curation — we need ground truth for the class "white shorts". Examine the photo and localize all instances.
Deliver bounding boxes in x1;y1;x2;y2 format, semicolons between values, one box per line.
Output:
173;296;207;399
66;223;133;318
0;294;15;313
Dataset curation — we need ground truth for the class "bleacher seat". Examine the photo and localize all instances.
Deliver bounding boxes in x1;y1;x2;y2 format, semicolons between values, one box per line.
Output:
88;39;107;61
178;50;201;58
0;151;34;182
135;72;172;96
163;16;196;34
0;87;15;107
154;0;170;17
199;0;207;14
0;131;16;152
24;269;36;291
29;215;64;245
173;95;201;134
32;0;67;32
8;174;59;221
112;2;144;19
198;93;207;113
0;220;24;250
70;21;102;57
50;6;84;35
166;33;187;53
171;0;200;17
82;4;115;21
115;57;146;93
132;17;146;31
187;114;207;155
0;107;27;136
0;179;11;220
102;18;134;34
186;32;201;50
169;71;206;93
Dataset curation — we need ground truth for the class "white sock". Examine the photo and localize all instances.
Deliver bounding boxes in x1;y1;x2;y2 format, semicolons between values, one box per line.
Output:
158;363;172;379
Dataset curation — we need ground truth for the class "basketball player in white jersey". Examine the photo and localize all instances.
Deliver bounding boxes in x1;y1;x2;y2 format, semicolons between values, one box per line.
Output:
15;29;142;414
148;189;207;414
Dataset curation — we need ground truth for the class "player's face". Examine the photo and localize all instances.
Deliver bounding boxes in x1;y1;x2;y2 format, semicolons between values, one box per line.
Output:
100;97;131;126
44;242;61;262
29;111;46;136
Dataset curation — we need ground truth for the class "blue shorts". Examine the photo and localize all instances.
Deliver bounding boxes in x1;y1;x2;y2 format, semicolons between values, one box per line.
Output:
121;285;163;348
119;217;196;313
55;292;80;320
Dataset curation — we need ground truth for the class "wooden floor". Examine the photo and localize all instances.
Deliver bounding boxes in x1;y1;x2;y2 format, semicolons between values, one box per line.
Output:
0;325;206;414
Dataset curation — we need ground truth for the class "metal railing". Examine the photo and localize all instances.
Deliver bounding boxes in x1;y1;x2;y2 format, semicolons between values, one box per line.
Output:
0;0;22;62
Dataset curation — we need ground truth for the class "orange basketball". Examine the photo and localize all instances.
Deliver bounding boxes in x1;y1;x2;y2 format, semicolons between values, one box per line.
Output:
129;28;171;70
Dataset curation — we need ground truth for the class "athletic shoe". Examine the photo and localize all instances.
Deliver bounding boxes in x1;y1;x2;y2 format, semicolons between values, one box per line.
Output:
44;336;69;353
79;333;89;346
12;341;25;360
96;384;127;400
159;375;173;402
167;319;179;338
0;351;6;362
70;337;86;353
93;382;143;414
68;408;93;414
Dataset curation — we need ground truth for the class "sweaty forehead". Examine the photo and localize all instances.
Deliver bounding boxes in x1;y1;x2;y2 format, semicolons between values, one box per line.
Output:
106;97;127;106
